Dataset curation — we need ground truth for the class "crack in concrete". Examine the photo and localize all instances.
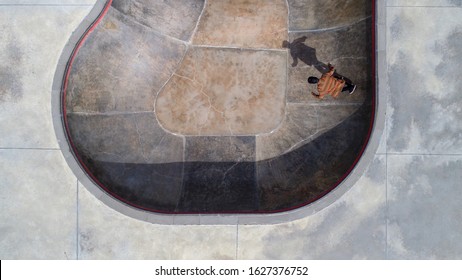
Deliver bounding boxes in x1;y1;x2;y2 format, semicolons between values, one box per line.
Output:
289;15;372;33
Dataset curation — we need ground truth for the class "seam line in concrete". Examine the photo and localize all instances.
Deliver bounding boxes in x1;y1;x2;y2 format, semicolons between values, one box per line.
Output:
386;6;462;8
69;111;154;116
287;102;364;106
191;44;287;52
0;147;60;150
110;5;187;45
0;4;94;6
235;224;239;260
385;153;388;259
76;180;80;260
189;0;207;44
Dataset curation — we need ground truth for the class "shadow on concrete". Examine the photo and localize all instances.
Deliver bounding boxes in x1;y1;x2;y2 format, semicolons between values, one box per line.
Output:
283;36;353;84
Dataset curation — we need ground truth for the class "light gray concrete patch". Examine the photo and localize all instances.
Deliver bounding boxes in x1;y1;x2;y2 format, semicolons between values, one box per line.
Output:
0;6;93;149
111;0;205;41
387;0;462;6
77;183;237;259
238;155;386;259
287;0;372;31
0;150;77;259
0;0;96;4
387;155;462;259
387;7;462;154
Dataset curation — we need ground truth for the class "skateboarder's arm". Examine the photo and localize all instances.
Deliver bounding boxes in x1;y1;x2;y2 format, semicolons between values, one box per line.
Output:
326;63;335;76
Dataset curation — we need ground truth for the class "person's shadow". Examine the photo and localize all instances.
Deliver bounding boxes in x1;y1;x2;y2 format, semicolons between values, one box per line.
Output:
283;36;352;84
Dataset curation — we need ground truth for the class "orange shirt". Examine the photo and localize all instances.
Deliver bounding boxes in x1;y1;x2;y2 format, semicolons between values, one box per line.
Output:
317;68;345;98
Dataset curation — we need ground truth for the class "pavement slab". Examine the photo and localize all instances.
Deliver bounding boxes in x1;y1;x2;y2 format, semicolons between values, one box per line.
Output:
387;7;462;154
111;0;204;41
287;0;372;31
156;47;287;136
0;150;77;259
387;155;462;259
192;0;288;49
66;7;187;114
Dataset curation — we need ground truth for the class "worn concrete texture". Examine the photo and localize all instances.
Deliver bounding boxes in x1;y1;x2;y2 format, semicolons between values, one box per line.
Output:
66;7;187;114
77;182;237;259
0;150;78;259
387;6;462;154
193;0;288;49
156;47;287;136
287;0;372;31
111;0;204;41
0;6;96;148
387;155;462;259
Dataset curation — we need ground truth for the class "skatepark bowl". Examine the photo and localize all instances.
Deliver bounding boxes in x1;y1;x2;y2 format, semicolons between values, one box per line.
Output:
54;0;376;222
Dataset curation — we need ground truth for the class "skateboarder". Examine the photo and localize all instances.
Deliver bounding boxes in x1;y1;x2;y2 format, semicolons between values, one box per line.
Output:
308;64;356;99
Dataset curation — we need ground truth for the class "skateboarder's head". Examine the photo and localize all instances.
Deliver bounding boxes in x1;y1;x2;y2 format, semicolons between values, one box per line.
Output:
308;77;319;84
282;40;290;48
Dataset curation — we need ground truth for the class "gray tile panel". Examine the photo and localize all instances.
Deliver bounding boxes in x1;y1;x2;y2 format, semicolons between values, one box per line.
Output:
77;182;237;259
0;150;77;259
66;112;183;164
111;0;205;41
386;7;462;154
185;136;256;162
256;104;360;161
387;155;462;259
0;6;93;148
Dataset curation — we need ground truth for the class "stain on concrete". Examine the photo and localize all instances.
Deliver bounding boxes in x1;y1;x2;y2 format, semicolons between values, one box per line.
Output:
0;41;23;103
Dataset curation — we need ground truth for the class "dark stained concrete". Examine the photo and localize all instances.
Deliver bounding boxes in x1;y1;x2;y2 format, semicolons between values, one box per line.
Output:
192;0;288;49
62;0;375;213
287;0;372;31
112;0;205;41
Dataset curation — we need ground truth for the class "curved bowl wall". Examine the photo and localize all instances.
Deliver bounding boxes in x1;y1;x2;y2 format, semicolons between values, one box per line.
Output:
53;0;378;223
